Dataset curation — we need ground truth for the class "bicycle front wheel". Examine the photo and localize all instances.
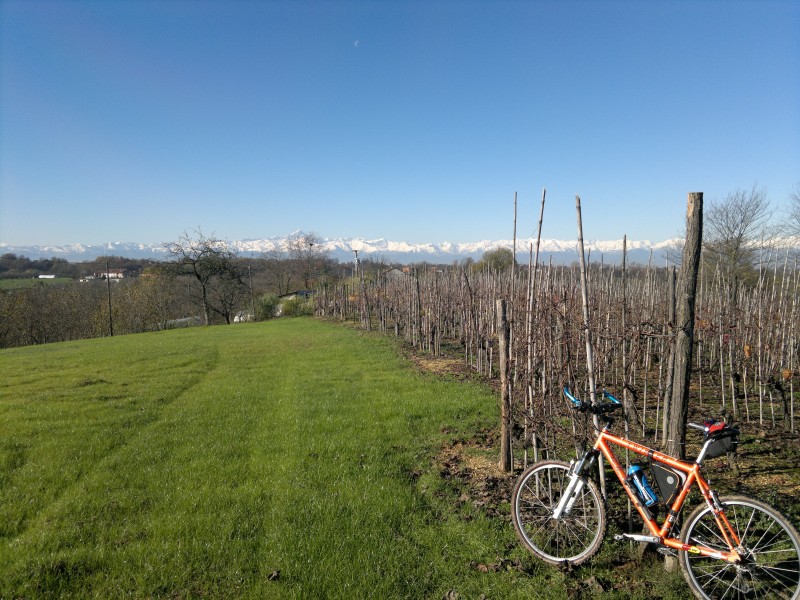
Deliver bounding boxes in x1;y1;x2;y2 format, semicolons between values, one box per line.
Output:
512;460;606;566
680;495;800;599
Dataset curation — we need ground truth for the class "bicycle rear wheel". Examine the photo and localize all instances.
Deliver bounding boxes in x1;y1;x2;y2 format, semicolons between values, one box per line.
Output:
511;460;606;566
680;495;800;599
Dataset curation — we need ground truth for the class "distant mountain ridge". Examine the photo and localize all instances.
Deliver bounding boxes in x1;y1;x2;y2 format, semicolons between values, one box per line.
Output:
1;235;686;265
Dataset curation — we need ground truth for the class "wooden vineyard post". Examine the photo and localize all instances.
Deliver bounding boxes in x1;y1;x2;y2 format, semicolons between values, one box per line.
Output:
575;196;598;407
666;193;703;461
525;188;547;469
576;195;605;494
661;266;677;445
497;298;512;472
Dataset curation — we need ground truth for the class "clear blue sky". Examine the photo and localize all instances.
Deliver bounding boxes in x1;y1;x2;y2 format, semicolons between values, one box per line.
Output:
1;0;798;247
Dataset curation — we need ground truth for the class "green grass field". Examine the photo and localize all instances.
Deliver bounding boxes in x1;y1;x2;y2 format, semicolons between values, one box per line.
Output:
1;318;689;598
0;277;74;289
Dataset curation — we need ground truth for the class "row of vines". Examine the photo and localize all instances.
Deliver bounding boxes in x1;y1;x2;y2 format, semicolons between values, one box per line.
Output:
316;248;799;465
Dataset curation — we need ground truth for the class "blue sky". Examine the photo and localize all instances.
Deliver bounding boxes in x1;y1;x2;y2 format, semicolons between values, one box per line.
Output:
1;0;798;247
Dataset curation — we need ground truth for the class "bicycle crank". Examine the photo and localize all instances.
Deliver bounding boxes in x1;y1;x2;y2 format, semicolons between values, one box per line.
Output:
614;533;661;544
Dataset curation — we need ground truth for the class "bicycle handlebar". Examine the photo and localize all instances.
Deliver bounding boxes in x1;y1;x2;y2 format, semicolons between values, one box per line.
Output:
564;388;732;436
563;386;623;416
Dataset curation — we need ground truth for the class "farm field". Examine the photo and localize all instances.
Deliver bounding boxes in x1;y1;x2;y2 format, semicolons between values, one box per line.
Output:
3;318;708;598
0;278;74;289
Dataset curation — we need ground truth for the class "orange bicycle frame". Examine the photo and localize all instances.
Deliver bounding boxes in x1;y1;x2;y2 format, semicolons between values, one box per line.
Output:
594;429;743;563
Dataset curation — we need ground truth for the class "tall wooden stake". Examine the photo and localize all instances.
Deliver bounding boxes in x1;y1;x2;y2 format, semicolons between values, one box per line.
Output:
526;188;547;468
575;196;597;406
666;193;703;460
498;298;512;472
576;196;603;493
661;266;677;445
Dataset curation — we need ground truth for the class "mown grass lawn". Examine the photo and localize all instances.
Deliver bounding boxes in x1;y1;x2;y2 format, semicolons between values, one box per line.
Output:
1;318;688;598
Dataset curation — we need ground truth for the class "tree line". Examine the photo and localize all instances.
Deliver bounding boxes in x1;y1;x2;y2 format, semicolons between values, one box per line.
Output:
0;254;161;280
0;230;393;348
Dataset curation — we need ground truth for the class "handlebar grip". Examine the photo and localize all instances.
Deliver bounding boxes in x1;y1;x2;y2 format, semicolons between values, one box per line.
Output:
563;386;582;407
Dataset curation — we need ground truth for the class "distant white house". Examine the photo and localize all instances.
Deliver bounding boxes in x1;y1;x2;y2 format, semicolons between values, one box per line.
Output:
278;290;314;301
38;274;55;279
93;269;125;279
79;269;125;283
164;316;203;329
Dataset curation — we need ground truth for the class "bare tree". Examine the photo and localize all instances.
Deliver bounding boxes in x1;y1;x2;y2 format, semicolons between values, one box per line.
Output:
704;186;773;286
263;249;294;296
788;183;800;237
207;260;248;324
165;229;242;325
287;231;329;289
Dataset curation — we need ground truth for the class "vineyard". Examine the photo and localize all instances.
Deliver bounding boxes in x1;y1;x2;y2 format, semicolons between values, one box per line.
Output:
317;207;799;469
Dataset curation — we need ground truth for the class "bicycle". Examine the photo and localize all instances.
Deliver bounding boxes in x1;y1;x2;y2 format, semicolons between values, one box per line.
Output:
511;386;800;599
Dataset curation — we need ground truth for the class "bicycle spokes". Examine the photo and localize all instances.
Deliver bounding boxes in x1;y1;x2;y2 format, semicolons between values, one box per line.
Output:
512;461;605;566
682;498;800;599
513;389;800;598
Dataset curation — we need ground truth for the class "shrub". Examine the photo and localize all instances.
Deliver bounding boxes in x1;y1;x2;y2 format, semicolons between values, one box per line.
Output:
280;297;314;317
256;294;280;320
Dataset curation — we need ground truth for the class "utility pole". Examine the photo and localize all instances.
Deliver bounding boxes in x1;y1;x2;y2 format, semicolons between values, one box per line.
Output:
106;260;114;337
249;265;256;321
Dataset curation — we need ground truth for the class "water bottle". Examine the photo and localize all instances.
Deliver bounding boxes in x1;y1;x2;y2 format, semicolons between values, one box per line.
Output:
627;465;657;507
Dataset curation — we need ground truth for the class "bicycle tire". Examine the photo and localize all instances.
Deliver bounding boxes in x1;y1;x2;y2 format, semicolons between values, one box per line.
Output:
679;495;800;599
512;460;606;566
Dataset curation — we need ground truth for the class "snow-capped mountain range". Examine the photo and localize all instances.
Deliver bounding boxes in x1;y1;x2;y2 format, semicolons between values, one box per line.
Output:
1;235;688;265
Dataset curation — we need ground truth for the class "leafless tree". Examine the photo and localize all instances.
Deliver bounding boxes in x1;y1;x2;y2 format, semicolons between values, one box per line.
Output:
165;229;242;325
704;186;774;286
207;259;248;324
263;249;294;296
788;183;800;237
287;231;329;289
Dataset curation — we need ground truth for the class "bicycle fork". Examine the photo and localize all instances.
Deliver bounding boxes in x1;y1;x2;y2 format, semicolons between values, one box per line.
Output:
552;451;598;520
